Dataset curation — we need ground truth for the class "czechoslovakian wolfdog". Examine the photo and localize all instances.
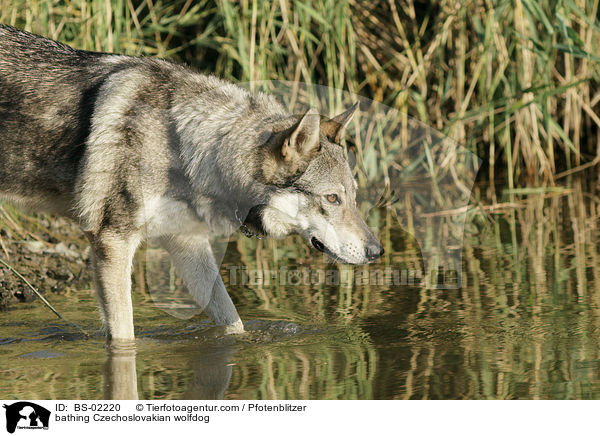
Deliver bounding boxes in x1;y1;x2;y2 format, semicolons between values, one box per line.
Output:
0;25;383;342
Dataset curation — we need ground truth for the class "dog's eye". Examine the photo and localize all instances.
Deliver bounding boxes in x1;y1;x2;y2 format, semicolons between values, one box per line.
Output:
326;194;340;204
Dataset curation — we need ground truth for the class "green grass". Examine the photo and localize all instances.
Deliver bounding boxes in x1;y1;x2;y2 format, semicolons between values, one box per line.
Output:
1;0;599;188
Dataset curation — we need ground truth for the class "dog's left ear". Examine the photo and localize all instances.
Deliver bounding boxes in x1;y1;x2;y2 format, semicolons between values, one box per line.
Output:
282;107;321;159
321;102;359;144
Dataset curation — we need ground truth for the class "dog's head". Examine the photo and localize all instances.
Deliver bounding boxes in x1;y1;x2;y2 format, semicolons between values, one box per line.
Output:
248;104;383;264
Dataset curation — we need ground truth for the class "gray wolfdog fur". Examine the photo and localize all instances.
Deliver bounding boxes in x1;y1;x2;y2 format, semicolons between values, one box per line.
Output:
0;24;383;342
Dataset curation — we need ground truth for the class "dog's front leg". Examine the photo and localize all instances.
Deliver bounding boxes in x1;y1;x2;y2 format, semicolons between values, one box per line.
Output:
86;231;140;342
159;234;244;334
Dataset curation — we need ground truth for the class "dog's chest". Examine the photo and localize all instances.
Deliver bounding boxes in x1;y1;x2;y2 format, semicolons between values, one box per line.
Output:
138;196;209;237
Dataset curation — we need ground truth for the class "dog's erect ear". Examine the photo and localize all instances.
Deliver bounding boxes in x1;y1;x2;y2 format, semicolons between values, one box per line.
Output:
321;102;359;144
282;107;320;159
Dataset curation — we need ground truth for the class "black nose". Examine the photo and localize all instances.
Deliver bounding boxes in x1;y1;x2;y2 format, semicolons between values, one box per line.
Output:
365;242;384;261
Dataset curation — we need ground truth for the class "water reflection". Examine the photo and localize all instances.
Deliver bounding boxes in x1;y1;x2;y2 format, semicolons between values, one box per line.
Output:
103;343;237;400
180;345;235;400
2;179;600;399
103;343;138;400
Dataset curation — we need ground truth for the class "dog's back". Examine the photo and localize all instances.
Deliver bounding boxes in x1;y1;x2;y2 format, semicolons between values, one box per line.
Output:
0;25;131;214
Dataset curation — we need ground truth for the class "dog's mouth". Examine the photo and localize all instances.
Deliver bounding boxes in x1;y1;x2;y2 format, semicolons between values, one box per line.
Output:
310;237;342;262
311;237;327;253
310;236;370;265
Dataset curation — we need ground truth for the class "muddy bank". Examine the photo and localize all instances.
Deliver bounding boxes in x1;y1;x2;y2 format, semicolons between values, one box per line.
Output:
0;212;92;310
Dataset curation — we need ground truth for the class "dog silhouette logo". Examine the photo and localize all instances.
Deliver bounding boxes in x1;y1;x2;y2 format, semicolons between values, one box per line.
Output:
2;402;50;433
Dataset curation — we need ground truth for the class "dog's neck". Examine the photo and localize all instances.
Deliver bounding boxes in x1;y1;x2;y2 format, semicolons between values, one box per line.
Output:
239;204;266;238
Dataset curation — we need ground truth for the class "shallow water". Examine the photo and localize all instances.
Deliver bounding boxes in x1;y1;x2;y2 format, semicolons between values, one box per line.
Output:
1;182;600;400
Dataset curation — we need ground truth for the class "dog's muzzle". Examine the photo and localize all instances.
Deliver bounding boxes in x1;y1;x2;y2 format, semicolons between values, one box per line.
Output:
311;237;384;263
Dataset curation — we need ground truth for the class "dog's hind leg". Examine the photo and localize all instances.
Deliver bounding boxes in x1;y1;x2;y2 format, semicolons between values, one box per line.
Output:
86;231;141;342
159;234;244;334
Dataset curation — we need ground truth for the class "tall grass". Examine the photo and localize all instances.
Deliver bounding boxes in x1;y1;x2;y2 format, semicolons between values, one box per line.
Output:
1;0;599;188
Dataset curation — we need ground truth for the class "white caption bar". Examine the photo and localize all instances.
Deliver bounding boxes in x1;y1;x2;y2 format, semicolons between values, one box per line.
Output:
0;400;596;435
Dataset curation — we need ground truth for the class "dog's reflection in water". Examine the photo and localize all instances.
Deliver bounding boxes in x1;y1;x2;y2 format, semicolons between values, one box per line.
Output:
103;342;139;400
181;346;234;400
103;343;234;400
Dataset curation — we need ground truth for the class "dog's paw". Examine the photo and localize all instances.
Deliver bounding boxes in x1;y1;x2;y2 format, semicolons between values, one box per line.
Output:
223;319;245;335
